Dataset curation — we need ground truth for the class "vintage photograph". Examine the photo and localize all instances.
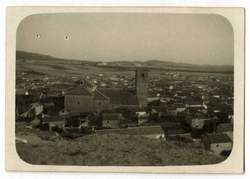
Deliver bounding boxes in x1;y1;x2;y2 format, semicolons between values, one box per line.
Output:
6;8;244;173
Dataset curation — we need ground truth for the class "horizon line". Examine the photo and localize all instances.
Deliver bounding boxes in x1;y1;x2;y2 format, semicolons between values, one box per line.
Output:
16;50;234;67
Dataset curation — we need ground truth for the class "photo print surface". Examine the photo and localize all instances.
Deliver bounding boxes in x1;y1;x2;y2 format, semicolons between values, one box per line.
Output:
14;11;236;167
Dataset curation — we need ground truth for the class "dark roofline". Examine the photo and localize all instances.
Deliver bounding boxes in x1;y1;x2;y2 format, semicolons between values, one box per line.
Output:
92;90;110;101
66;86;93;96
205;133;232;143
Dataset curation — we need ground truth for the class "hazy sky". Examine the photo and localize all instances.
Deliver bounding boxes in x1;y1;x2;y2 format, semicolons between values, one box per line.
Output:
16;13;234;65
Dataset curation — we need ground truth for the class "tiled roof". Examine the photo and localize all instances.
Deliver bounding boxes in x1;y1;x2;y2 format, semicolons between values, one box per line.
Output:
31;102;42;108
187;106;205;110
173;103;186;108
42;116;65;123
102;113;122;121
186;101;202;105
151;106;167;113
98;89;138;105
18;104;33;114
66;86;93;96
16;94;38;107
216;124;233;132
205;133;232;143
161;123;182;130
193;113;207;119
72;78;96;90
92;90;109;101
49;84;70;88
128;107;147;113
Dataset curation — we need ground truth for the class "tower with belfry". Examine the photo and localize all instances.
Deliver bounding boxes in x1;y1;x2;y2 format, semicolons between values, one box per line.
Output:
135;67;149;107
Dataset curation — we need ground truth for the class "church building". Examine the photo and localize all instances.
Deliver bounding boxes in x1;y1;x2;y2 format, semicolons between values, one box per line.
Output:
64;68;149;114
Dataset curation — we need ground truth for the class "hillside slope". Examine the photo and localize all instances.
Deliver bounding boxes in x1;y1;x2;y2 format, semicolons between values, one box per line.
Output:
16;129;227;166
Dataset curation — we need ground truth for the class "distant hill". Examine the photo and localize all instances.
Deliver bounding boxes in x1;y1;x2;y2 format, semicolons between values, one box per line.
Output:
104;59;233;72
16;51;58;61
108;59;232;67
16;51;233;73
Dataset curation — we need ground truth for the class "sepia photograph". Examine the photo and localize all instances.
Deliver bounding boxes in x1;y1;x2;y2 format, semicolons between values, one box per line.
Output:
5;7;244;173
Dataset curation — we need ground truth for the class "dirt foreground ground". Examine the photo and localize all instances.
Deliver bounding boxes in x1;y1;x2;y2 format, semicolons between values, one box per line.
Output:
15;126;228;166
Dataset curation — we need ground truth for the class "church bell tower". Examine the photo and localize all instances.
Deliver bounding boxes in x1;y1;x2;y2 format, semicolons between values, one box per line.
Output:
135;68;148;107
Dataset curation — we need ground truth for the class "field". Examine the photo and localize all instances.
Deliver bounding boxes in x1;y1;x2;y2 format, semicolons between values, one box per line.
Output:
16;63;134;77
15;127;227;166
16;62;234;80
16;51;234;79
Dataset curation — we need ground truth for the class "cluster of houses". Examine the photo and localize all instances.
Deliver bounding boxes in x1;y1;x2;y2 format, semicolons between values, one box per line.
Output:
15;68;234;156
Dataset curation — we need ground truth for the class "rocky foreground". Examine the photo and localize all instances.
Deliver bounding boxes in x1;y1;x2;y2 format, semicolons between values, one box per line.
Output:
16;129;225;166
15;127;227;166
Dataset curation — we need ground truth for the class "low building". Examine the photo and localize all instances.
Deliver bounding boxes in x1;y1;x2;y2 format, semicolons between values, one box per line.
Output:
150;106;167;116
201;133;233;155
16;86;28;95
161;123;183;140
173;103;186;112
63;115;89;133
41;116;65;131
185;101;202;108
185;113;217;131
138;115;149;125
216;123;233;141
18;102;43;119
187;106;207;114
102;113;122;129
147;94;160;102
127;107;149;124
30;102;43;115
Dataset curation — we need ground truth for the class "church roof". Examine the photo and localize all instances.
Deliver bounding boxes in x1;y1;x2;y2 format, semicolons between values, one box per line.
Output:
98;89;138;105
72;78;96;91
92;90;109;101
66;86;93;96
